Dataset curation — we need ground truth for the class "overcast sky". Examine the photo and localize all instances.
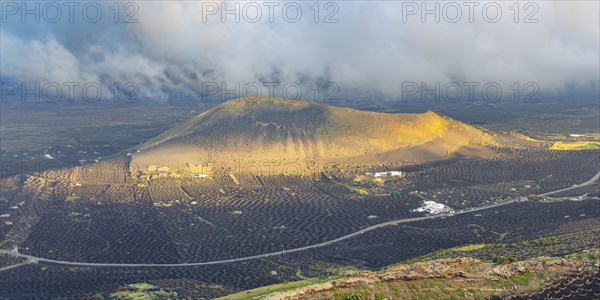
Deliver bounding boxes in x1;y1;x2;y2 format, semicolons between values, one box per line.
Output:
1;1;599;102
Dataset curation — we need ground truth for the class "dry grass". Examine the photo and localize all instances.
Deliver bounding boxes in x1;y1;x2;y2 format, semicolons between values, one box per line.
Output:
549;141;600;151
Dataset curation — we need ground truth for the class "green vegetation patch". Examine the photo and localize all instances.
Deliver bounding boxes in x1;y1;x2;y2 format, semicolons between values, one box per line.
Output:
406;229;600;265
126;283;156;291
109;282;178;300
550;141;600;151
216;278;330;300
452;244;489;252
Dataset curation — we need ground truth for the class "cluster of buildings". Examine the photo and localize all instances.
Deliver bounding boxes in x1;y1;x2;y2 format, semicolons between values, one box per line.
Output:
413;200;455;214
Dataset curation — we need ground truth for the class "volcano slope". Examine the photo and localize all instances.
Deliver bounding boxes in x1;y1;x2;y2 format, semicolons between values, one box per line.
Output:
131;97;496;175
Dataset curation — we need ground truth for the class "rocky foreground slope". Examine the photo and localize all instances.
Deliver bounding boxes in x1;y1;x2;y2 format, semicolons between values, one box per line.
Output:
216;253;599;300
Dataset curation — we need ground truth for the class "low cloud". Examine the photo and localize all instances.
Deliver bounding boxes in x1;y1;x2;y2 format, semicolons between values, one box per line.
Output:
1;1;598;102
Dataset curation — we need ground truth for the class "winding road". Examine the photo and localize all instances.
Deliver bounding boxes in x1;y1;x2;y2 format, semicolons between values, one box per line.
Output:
541;170;600;196
1;170;599;269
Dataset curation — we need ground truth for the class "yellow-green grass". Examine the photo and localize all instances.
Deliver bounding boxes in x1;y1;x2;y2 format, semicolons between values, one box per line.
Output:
216;278;330;300
219;267;548;300
109;283;176;300
344;184;370;196
125;283;156;291
451;244;489;252
110;291;152;300
550;141;600;151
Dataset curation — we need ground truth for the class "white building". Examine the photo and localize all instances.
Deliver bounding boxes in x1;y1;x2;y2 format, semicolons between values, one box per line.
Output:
413;201;454;214
190;173;209;178
368;171;403;178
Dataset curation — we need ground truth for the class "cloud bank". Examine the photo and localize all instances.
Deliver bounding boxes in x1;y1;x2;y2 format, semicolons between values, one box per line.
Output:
1;1;598;102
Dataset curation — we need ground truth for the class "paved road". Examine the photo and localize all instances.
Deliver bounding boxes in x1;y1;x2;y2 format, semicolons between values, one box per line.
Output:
1;171;599;269
0;263;28;272
541;170;600;196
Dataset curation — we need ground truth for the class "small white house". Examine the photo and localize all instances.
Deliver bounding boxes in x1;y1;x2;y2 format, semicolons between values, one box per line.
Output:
190;173;209;178
413;201;454;214
368;171;403;178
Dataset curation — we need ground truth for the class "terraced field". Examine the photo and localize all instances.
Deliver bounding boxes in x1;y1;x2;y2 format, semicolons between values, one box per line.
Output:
0;199;598;299
0;144;596;262
311;200;600;268
0;138;598;298
503;270;600;299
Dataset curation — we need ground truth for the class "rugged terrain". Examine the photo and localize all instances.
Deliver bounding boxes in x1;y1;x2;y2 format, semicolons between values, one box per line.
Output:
224;255;598;300
0;98;598;299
